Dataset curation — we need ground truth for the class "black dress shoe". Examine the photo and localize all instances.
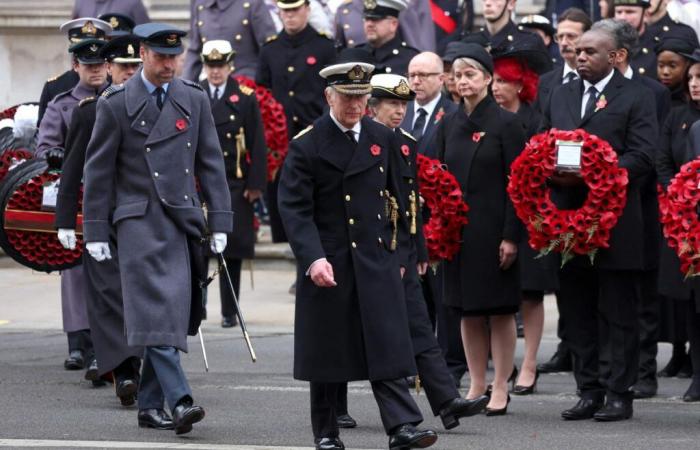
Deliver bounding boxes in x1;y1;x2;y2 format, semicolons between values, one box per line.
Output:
388;424;437;449
561;397;604;420
683;378;700;402
631;380;657;399
64;350;85;370
513;369;540;395
485;394;511;416
172;401;205;435
116;379;138;406
658;347;687;377
593;398;633;422
678;354;693;379
439;395;489;429
221;316;238;328
315;437;345;450
138;409;174;430
537;349;572;373
336;413;357;428
84;358;99;381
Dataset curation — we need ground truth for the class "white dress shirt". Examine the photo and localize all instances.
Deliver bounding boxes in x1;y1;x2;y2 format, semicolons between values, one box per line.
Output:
562;63;579;84
413;93;441;135
208;80;227;100
581;69;615;118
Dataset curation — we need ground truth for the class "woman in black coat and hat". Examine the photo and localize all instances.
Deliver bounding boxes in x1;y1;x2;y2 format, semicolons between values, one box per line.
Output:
435;43;526;415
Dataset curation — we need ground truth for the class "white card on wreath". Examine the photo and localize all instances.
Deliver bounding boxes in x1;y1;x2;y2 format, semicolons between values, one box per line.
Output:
555;140;583;172
41;180;59;211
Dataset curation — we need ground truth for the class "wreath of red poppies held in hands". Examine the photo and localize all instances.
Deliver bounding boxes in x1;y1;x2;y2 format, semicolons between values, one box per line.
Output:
416;154;469;261
507;128;628;265
658;158;700;278
234;76;289;181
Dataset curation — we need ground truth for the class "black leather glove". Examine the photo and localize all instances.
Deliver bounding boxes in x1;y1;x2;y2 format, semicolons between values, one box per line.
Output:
46;147;64;170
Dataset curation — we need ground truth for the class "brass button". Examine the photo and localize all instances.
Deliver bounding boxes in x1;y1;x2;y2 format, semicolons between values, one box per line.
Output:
348;218;355;225
639;67;646;74
242;19;249;25
230;114;235;121
289;90;294;97
161;197;166;202
401;41;407;46
386;67;392;73
507;35;513;41
351;242;357;248
184;195;189;200
187;142;192;148
185;169;190;174
377;214;381;220
344;24;350;30
224;151;229;156
345;194;351;201
408;179;413;184
392;49;399;55
343;8;349;14
198;5;204;11
235;34;242;41
243;1;250;7
377;237;383;244
288;66;295;72
293;116;299;122
642;47;648;54
379;190;383;197
405;211;410;217
141;120;146;126
379;166;384;173
663;25;669;32
197;20;203;27
226;132;232;139
146;147;151;152
348;39;355;45
154;172;159;178
201;37;207;43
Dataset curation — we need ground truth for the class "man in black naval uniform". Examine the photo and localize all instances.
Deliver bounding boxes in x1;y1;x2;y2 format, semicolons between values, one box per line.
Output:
55;34;143;406
355;0;419;76
278;49;438;450
467;0;534;51
38;17;112;126
200;40;267;328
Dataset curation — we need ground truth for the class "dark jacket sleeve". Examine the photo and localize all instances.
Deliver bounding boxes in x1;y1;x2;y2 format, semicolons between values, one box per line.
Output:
244;95;268;192
387;131;411;268
617;90;657;181
501;112;525;243
656;110;676;188
255;46;272;88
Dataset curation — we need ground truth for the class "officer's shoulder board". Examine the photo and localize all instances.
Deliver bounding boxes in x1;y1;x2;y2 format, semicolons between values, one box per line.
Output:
239;84;254;96
47;73;61;82
399;128;416;142
293;125;313;140
79;96;97;107
182;78;205;92
263;34;278;45
318;30;332;40
101;84;124;98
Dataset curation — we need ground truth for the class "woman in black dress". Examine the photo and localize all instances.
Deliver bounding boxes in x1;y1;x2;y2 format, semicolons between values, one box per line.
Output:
657;49;700;400
435;43;526;415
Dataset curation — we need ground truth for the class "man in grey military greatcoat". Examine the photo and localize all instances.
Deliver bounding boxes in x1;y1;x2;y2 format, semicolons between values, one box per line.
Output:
82;23;233;435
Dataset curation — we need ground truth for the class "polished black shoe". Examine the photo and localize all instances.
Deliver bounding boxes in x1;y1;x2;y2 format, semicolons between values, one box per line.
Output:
631;380;657;399
678;355;693;379
172;402;205;435
336;413;357;428
84;358;99;381
64;350;85;370
513;369;539;395
221;315;238;328
561;398;604;420
116;379;138;406
593;398;633;422
658;348;687;377
485;394;511;416
439;395;489;429
388;424;437;449
138;409;174;430
315;437;344;450
537;349;572;373
683;378;700;402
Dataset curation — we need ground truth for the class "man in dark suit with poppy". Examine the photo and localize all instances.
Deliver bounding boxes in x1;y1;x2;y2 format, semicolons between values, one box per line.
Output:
540;26;658;422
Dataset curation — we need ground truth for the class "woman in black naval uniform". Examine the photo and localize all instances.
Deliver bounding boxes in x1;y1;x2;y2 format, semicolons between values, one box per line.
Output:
200;40;267;328
434;43;526;415
490;34;556;395
657;50;700;400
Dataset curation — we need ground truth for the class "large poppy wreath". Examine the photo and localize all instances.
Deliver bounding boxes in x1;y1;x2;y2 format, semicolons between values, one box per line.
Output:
507;128;628;266
234;76;289;181
416;154;469;261
659;158;700;278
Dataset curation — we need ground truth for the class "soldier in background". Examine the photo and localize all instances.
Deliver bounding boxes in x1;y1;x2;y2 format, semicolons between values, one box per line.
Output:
519;14;561;65
72;0;150;25
183;0;278;81
469;0;534;50
200;40;267;328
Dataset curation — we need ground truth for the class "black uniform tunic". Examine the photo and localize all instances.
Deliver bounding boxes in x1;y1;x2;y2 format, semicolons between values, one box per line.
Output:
356;34;420;76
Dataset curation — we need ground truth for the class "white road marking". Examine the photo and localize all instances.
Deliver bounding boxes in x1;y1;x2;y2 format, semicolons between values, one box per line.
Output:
0;439;328;450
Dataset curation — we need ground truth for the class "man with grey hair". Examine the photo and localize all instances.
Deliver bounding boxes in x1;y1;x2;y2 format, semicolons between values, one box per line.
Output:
593;18;670;401
278;48;438;450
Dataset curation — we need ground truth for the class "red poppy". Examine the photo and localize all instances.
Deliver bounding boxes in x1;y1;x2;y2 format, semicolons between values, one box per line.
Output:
306;56;317;65
401;145;410;156
472;132;484;143
229;94;239;103
175;119;187;131
370;144;381;156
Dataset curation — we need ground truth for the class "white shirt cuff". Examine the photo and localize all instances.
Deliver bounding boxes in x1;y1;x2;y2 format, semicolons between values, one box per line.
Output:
306;257;327;276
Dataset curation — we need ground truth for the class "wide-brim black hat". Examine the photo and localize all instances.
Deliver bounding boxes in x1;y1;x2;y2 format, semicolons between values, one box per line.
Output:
490;33;553;75
681;48;700;64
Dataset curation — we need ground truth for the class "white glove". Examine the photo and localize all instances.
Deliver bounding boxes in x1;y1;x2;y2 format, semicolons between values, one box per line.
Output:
210;232;227;254
12;104;38;141
57;228;77;250
86;242;112;262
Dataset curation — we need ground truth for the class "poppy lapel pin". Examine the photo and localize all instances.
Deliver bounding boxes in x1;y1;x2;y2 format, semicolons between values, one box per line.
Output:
472;131;485;143
175;119;187;131
434;107;445;124
229;94;239;103
595;94;607;112
370;144;381;156
307;55;317;65
401;144;410;156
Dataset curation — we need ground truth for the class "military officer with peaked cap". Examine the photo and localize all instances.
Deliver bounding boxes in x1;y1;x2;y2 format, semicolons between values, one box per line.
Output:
82;23;233;434
519;14;561;65
98;13;136;37
35;37;110;378
278;48;438;450
72;0;150;25
55;34;143;407
199;40;267;328
183;0;278;82
37;17;112;125
464;0;534;54
355;0;420;76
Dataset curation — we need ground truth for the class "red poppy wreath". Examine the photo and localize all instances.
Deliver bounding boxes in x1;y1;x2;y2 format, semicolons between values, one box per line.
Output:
416;154;469;261
507;128;628;266
658;158;700;278
234;76;289;181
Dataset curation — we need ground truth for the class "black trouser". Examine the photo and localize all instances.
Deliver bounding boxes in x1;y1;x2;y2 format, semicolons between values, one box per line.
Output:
113;356;141;384
637;271;660;386
67;329;93;357
311;379;422;439
433;265;467;381
554;297;572;358
218;257;242;318
687;298;700;378
559;265;641;399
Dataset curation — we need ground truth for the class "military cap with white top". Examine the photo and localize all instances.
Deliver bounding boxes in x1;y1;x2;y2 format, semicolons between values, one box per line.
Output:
320;48;375;95
60;17;112;43
370;73;415;101
363;0;408;19
201;40;235;65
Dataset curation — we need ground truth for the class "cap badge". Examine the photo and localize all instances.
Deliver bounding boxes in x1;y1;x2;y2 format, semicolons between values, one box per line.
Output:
127;44;135;56
89;44;98;52
363;0;377;9
110;17;119;29
82;21;97;36
209;48;223;60
166;34;178;46
348;65;365;81
394;79;410;96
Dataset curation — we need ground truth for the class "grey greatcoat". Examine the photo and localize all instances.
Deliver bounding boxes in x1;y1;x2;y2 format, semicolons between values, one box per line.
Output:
82;72;233;351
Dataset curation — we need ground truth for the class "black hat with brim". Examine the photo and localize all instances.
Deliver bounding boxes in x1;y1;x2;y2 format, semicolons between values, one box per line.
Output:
491;33;553;75
449;42;494;75
100;35;141;63
69;38;107;64
99;13;136;35
133;23;186;55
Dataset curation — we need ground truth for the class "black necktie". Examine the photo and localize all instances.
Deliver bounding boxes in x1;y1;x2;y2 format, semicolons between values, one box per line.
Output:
411;108;427;140
345;130;357;144
213;87;220;100
583;85;598;118
564;72;578;84
154;86;164;110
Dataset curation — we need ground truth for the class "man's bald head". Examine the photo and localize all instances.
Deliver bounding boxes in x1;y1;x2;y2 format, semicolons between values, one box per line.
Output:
407;52;445;105
575;29;617;83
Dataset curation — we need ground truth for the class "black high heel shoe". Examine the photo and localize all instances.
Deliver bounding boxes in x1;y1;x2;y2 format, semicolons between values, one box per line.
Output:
485;366;519;395
485;394;511;416
512;369;540;395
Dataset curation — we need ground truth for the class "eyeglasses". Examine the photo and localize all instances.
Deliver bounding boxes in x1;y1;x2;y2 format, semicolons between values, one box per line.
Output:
407;72;441;80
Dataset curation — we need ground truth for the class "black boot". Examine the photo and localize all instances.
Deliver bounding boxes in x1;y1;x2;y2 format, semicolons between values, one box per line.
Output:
658;343;687;377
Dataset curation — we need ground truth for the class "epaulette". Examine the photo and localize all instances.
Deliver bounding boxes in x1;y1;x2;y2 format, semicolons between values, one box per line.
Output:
47;73;60;82
399;128;416;142
182;79;204;91
293;125;313;140
264;34;278;44
101;84;124;98
239;85;254;96
318;30;332;40
79;96;97;107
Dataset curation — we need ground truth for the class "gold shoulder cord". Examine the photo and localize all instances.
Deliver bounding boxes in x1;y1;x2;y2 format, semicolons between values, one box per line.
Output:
409;190;417;235
235;128;246;178
386;190;399;251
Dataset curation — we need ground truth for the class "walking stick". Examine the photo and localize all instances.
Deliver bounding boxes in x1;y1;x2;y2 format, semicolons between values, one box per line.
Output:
218;253;257;362
198;326;209;372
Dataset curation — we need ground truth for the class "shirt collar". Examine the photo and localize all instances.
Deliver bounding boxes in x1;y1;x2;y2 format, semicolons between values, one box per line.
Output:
415;93;441;119
562;63;578;80
622;65;634;80
140;70;169;94
583;68;615;95
209;80;227;98
330;110;362;139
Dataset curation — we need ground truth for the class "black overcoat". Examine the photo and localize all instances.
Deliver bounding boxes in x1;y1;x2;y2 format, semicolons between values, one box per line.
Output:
435;96;524;313
201;78;267;259
541;70;658;270
278;114;416;382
